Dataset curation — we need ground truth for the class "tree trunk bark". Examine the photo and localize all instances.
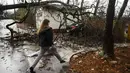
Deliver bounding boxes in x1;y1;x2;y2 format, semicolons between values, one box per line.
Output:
103;0;116;58
94;0;100;16
113;0;129;42
67;0;70;4
0;1;69;11
117;0;129;21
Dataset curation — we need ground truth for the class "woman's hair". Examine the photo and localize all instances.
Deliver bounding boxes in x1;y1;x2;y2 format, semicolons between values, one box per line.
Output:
37;19;50;34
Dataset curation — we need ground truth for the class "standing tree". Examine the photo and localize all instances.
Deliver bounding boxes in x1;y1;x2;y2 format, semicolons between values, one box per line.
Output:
116;0;129;22
0;4;3;15
67;0;70;4
94;0;100;16
113;0;129;42
103;0;116;58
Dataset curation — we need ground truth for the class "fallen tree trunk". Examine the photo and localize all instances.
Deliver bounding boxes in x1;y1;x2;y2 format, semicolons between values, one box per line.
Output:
0;1;70;11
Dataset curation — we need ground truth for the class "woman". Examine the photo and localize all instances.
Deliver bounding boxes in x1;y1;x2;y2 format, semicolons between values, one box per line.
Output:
30;19;65;73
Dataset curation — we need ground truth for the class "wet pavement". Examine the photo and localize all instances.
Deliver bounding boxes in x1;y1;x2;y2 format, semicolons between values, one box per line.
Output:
0;20;29;73
0;20;85;73
1;20;129;73
0;40;29;73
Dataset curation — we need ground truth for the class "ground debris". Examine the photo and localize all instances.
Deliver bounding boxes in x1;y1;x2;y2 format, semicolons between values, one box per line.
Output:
20;59;25;62
69;47;130;73
109;61;118;64
1;56;4;59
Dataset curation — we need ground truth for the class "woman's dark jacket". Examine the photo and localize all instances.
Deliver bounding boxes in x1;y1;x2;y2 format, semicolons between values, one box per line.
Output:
39;27;53;47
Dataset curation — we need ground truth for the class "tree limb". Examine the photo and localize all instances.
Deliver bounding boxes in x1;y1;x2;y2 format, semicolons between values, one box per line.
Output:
0;1;72;11
6;6;30;41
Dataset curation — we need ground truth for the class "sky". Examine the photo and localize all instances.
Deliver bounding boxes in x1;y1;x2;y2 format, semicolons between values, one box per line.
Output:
1;0;129;13
0;0;17;5
1;0;127;9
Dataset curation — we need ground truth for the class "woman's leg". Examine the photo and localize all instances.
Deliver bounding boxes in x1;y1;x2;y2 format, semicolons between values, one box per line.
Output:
50;46;65;63
30;47;48;69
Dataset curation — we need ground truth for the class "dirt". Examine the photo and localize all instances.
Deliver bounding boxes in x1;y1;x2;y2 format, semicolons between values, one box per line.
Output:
69;47;130;73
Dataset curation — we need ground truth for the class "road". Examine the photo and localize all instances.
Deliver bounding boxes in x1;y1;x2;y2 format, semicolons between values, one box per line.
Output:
0;20;99;73
0;20;76;73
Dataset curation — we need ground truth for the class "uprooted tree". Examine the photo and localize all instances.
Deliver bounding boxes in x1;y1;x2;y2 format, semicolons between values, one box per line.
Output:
0;0;104;41
0;0;129;59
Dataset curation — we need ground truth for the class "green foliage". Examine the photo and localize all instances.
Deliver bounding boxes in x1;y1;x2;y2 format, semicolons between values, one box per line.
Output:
15;8;27;20
98;50;104;57
14;8;36;26
124;32;128;38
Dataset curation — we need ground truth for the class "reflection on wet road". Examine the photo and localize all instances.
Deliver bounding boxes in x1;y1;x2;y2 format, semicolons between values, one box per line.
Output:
0;20;85;73
0;20;29;73
0;40;29;73
0;20;71;73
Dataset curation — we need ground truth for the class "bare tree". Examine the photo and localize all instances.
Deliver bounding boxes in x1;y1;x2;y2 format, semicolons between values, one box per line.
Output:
0;1;71;11
103;0;116;58
116;0;129;21
80;0;84;20
113;0;129;42
94;0;100;16
67;0;70;4
80;0;84;8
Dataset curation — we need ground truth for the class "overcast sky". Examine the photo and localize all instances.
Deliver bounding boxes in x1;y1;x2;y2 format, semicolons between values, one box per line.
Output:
1;0;126;5
1;0;129;13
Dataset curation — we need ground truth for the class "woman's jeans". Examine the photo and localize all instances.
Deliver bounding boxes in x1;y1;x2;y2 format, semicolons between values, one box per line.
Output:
31;46;63;68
